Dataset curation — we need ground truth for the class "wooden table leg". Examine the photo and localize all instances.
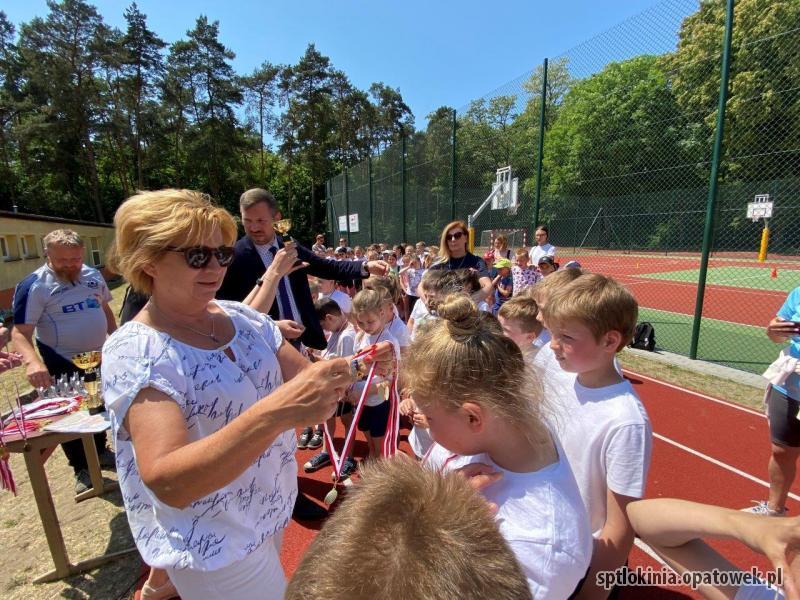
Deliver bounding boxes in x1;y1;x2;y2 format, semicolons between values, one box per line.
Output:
75;434;118;503
23;448;72;582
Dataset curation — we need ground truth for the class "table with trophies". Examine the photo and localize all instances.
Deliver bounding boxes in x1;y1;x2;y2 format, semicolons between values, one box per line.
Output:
1;351;136;583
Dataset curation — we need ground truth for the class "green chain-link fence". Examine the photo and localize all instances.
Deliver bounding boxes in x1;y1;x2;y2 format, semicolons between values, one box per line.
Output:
325;0;800;375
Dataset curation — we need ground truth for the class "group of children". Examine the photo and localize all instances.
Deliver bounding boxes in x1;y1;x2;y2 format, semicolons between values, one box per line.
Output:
288;246;656;599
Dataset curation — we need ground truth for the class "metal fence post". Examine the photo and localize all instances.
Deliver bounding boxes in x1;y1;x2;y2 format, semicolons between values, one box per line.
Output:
325;179;331;244
450;109;457;222
368;156;374;245
401;134;407;243
689;0;735;359
344;167;351;247
533;57;548;229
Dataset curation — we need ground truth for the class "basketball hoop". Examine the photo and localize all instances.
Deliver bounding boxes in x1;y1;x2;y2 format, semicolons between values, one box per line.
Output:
746;193;773;223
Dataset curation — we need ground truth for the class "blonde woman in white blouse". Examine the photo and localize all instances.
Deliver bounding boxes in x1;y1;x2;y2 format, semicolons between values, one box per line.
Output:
103;189;391;599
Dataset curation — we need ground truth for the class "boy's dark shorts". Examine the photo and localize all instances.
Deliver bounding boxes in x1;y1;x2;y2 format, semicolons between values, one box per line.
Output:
335;401;352;417
357;401;390;437
767;385;800;447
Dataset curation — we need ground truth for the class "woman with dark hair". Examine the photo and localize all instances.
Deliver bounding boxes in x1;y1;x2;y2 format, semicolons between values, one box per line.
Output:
430;221;493;301
528;226;556;266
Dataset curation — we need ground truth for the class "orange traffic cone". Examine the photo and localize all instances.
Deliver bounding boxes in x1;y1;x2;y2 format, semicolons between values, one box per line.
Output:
771;267;778;279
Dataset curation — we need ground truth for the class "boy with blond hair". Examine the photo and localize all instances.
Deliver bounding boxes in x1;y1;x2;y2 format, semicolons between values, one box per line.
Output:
497;295;543;360
524;268;584;373
286;456;532;600
541;273;652;599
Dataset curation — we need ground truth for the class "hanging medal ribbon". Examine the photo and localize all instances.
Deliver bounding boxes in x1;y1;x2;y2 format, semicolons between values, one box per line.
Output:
381;362;401;458
0;389;26;496
322;357;378;504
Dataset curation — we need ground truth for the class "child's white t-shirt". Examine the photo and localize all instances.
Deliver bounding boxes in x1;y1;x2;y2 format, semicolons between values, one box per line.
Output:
387;314;410;348
426;441;592;598
320;289;352;315
408;425;434;458
351;329;401;407
409;300;436;340
321;323;356;359
549;378;653;535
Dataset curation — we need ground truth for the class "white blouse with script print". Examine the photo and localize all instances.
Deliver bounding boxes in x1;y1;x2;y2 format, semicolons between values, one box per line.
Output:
102;301;297;571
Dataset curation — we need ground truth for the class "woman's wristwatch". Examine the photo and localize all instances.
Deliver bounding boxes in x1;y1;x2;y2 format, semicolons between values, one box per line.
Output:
350;358;369;380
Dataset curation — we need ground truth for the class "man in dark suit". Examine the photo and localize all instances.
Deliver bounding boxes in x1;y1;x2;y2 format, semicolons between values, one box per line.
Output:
217;188;386;346
217;187;387;520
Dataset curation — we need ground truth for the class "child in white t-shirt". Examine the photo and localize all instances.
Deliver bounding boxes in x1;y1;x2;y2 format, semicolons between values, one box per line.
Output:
362;275;409;353
526;269;584;374
497;295;543;363
404;293;592;598
303;298;359;478
541;273;653;598
316;276;352;316
348;289;401;460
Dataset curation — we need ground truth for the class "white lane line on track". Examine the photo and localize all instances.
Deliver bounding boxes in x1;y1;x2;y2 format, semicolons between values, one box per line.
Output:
633;538;670;569
654;433;800;503
624;369;766;418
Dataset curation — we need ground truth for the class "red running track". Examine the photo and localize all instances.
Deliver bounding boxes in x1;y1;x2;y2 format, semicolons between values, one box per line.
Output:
135;373;785;599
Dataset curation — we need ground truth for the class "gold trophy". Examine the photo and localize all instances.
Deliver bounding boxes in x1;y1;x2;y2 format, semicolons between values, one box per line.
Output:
72;351;103;413
272;218;303;267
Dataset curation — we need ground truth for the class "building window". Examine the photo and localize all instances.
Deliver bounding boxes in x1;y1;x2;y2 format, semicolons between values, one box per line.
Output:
89;237;102;267
21;234;38;258
1;235;19;261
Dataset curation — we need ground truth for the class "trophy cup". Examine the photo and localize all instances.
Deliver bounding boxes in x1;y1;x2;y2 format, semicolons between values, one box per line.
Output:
272;218;304;267
72;351;103;414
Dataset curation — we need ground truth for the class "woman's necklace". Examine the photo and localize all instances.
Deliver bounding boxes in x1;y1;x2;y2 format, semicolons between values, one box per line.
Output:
450;253;468;270
149;302;220;343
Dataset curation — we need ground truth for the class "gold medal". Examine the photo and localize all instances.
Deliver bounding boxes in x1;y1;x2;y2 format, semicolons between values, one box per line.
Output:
324;486;339;505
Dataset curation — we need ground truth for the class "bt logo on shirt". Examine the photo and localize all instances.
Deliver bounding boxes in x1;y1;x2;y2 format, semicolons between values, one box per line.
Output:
61;295;102;313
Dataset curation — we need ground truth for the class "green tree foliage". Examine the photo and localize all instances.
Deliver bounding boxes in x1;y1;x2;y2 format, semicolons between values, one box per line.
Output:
664;0;800;182
0;2;414;246
544;55;692;197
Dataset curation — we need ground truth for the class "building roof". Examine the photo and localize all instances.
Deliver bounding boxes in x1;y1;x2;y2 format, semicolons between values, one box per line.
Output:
0;210;114;229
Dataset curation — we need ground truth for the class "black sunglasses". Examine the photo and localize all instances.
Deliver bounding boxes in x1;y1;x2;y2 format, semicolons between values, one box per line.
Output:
446;231;465;241
166;245;235;268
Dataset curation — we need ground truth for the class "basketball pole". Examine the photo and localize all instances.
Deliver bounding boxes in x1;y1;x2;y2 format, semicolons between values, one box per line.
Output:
758;217;769;262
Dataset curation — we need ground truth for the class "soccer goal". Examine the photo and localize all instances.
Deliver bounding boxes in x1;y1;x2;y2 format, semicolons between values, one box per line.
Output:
478;228;528;250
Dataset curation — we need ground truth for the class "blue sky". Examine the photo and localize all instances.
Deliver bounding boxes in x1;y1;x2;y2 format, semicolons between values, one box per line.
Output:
4;0;663;123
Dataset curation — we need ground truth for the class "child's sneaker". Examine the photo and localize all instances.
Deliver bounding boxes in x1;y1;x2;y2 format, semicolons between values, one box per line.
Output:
304;451;331;473
297;427;313;449
741;500;788;516
339;457;358;480
307;428;324;449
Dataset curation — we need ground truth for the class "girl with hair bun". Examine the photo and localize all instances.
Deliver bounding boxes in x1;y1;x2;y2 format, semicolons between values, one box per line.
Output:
403;294;592;599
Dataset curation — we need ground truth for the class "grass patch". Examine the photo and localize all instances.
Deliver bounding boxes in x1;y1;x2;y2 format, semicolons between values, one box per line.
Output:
619;349;765;411
636;306;780;374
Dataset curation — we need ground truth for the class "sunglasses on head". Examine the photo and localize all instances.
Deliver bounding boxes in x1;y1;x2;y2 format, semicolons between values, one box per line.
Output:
167;245;235;268
446;231;465;241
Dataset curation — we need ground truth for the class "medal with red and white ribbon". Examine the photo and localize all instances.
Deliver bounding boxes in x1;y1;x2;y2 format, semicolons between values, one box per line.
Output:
321;343;399;504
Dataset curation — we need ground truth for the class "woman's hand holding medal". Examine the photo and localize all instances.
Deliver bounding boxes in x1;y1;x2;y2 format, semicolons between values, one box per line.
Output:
279;359;354;425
